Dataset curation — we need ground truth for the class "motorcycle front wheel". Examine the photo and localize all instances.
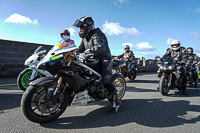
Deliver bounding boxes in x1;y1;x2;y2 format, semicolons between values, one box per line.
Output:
128;68;137;81
159;75;170;95
21;85;69;123
17;69;42;91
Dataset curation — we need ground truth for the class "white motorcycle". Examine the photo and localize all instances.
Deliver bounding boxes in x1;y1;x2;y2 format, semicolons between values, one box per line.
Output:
17;36;76;91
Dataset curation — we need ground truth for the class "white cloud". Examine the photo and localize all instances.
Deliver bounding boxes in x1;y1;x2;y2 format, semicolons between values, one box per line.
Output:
135;42;157;52
191;32;200;39
4;13;39;25
166;38;174;45
102;21;141;37
122;42;156;52
68;27;76;36
114;0;129;8
122;42;133;47
195;7;200;13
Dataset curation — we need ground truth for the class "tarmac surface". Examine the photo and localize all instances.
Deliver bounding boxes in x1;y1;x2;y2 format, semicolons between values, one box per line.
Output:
1;72;200;133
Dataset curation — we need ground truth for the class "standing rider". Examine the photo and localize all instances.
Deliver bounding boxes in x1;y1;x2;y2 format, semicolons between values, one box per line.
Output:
186;47;199;87
73;16;121;114
117;45;135;81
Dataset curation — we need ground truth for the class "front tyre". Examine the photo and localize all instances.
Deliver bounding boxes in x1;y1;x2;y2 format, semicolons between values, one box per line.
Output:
159;75;170;95
17;69;42;91
21;85;69;123
111;74;126;100
128;68;137;81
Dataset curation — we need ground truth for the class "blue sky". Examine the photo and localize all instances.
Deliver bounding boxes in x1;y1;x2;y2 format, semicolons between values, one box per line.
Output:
0;0;200;58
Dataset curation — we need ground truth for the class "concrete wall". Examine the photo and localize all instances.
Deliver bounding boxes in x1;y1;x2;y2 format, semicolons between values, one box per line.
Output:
0;39;53;77
0;39;159;77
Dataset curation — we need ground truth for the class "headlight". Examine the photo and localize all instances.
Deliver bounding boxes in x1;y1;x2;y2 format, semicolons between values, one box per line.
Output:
168;66;172;70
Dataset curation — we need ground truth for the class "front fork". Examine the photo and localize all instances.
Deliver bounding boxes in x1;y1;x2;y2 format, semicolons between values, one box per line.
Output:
53;76;63;95
47;75;63;102
29;69;37;80
163;73;172;88
168;73;172;87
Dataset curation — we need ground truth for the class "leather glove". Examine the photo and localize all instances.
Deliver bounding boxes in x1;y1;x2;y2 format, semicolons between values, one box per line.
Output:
84;49;91;54
78;53;88;63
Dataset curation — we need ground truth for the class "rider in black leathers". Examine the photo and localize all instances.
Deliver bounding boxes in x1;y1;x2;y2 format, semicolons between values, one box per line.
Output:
73;16;121;114
158;40;188;95
186;47;199;87
168;40;188;95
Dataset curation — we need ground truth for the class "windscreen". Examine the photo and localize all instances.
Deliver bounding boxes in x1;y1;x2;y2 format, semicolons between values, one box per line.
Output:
34;46;46;54
55;36;76;50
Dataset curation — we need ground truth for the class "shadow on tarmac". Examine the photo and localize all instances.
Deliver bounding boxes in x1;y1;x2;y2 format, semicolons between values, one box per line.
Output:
0;93;22;113
41;98;200;129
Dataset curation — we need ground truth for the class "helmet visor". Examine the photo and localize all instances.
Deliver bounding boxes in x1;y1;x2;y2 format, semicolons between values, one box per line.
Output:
73;19;83;28
172;44;179;48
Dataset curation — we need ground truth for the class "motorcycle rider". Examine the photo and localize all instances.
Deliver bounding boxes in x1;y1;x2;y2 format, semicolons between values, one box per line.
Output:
157;48;172;78
117;45;135;81
169;40;188;95
58;28;75;49
60;28;70;38
186;47;199;87
157;40;188;95
73;16;121;114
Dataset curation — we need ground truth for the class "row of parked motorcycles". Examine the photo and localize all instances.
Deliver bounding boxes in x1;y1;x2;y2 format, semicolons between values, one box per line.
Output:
18;36;138;123
157;55;200;96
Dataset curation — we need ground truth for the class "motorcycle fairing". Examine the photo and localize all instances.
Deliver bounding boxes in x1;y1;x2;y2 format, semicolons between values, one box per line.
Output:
29;77;57;86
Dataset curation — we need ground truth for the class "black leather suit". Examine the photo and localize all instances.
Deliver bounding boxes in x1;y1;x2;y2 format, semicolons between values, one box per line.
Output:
186;53;199;85
168;46;187;90
76;28;116;94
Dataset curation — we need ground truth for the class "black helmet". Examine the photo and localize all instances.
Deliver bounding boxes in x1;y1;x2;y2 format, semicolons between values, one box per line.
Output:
124;45;130;52
60;29;70;38
124;45;130;50
73;17;95;38
187;47;193;54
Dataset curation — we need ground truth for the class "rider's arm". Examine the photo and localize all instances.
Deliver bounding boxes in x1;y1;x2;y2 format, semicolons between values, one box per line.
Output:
90;34;108;57
118;53;124;58
193;54;199;65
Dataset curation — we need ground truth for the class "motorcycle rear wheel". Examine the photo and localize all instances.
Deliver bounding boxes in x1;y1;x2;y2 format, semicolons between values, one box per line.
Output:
159;75;170;95
108;74;126;101
21;85;69;123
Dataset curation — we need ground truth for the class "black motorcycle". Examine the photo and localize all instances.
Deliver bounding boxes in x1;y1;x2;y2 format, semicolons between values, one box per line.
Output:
112;57;137;81
21;45;126;123
185;63;195;84
158;56;185;95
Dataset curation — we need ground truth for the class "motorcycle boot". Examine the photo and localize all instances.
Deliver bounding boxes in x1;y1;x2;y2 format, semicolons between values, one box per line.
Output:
182;89;188;96
195;82;199;88
194;78;199;88
194;71;199;88
109;94;121;114
104;82;121;114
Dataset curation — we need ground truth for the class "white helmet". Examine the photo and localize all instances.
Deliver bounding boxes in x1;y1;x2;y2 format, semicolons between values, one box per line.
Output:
171;40;181;51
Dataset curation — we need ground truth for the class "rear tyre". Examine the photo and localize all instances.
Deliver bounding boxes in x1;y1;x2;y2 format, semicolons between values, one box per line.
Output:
159;75;169;95
108;74;126;102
